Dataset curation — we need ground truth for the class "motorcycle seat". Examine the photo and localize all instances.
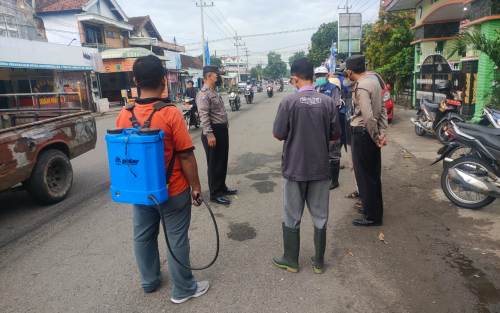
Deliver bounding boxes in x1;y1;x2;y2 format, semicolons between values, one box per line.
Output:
460;127;500;150
422;100;440;112
456;122;500;136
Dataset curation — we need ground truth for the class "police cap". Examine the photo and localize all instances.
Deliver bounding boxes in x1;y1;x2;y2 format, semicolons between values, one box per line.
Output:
203;65;220;76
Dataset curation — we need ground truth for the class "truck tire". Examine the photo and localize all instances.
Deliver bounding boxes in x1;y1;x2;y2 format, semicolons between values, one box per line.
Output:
25;149;73;204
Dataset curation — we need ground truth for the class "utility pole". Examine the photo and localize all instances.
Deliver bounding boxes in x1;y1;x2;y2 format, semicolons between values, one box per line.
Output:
196;1;214;66
338;0;353;57
234;34;244;83
243;47;250;74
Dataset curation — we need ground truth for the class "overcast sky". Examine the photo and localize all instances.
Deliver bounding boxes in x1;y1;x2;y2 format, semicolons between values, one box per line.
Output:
119;0;381;66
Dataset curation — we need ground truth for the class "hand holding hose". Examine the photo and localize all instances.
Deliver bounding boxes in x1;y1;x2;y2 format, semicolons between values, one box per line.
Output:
192;188;202;206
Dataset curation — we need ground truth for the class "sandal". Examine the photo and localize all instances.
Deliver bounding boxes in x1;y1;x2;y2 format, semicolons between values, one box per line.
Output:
345;191;359;199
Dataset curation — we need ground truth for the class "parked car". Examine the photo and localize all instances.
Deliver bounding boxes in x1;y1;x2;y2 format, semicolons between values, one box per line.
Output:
0;106;97;204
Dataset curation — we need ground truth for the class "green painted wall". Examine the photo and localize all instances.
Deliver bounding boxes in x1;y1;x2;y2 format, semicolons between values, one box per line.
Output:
473;19;500;121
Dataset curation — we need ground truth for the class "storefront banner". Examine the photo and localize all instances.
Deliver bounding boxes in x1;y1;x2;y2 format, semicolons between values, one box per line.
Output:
103;59;135;73
165;51;182;70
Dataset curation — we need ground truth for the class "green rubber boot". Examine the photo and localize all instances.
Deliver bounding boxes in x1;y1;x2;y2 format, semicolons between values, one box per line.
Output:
311;227;326;274
272;223;300;273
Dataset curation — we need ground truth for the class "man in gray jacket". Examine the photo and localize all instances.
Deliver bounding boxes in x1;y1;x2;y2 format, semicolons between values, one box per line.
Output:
272;58;340;274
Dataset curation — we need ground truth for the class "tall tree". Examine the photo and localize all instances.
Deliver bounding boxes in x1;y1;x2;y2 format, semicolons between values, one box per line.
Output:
288;51;306;66
308;21;338;66
250;64;264;80
364;11;414;94
264;52;287;79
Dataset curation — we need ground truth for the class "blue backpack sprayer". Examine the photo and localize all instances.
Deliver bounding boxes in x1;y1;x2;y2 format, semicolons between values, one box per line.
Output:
105;101;219;270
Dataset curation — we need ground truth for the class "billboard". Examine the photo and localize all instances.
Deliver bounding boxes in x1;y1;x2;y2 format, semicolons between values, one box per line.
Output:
338;13;362;54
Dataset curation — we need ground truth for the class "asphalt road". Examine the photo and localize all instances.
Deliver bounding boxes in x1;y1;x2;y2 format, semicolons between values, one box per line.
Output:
0;90;499;313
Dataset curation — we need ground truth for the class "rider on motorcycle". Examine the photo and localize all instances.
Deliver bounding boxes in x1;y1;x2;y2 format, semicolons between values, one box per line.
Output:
184;80;198;125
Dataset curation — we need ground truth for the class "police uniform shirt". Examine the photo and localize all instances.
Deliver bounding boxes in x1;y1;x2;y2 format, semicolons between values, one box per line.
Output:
196;85;228;134
351;73;388;142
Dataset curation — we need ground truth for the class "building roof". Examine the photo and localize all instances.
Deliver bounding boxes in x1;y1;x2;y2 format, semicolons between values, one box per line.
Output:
181;54;203;70
36;0;89;13
128;15;163;41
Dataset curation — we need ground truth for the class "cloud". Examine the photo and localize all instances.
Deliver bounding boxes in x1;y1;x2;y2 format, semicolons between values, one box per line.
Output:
118;0;381;66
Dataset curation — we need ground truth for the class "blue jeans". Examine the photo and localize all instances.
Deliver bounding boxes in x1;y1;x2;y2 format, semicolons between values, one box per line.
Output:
133;189;197;299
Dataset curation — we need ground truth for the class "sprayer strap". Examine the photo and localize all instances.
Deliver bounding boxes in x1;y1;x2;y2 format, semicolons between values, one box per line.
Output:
126;101;175;129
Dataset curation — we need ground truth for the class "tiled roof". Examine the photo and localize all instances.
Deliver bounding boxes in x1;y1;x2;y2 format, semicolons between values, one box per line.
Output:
36;0;89;13
181;54;203;70
128;16;149;30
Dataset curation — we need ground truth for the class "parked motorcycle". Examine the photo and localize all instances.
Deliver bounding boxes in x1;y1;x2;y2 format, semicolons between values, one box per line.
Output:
267;85;274;98
229;92;241;112
411;81;464;143
434;121;500;209
244;86;254;104
182;98;200;129
436;106;500;164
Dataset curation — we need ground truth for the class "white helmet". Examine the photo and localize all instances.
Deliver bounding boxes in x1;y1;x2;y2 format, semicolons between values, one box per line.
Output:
314;66;329;75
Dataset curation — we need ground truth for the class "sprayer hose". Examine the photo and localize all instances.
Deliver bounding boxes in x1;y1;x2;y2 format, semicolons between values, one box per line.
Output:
148;195;220;271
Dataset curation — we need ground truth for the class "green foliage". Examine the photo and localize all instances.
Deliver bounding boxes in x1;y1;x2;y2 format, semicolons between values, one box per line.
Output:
364;11;415;94
308;21;338;67
449;29;500;68
250;64;264;80
264;52;288;79
288;51;306;66
361;23;373;53
451;29;500;109
210;55;222;68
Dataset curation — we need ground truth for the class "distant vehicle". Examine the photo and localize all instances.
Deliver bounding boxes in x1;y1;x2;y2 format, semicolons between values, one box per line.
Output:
229;92;241;111
238;82;247;93
244;85;254;104
0;98;97;204
411;81;464;144
267;85;274;98
182;98;200;129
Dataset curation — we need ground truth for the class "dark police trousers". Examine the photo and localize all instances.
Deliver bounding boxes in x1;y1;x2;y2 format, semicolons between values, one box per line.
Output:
351;127;384;222
202;123;229;198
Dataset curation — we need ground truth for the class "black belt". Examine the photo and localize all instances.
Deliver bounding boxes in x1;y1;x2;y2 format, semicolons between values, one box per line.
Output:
351;126;367;134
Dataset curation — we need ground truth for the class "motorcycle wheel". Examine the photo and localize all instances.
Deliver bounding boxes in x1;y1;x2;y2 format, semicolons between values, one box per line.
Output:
436;120;457;144
442;145;474;169
441;156;496;209
415;112;426;136
195;113;200;128
184;113;190;129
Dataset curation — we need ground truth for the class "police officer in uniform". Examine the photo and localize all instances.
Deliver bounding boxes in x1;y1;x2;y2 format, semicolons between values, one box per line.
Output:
345;55;388;226
197;66;237;205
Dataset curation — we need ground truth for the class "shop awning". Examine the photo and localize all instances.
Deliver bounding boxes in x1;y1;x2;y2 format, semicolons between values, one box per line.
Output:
0;37;94;71
100;47;169;61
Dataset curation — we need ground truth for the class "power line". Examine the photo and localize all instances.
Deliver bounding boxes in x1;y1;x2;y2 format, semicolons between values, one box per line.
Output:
210;6;237;38
183;26;318;46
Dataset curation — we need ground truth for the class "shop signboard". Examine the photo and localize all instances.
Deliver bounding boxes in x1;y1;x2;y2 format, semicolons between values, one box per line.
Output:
103;58;135;73
338;13;362;54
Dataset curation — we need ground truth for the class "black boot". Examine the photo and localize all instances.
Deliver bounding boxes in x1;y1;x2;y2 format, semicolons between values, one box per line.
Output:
272;223;300;273
311;227;327;274
329;161;340;190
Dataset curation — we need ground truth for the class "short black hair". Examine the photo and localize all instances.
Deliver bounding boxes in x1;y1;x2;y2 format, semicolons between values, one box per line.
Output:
346;55;366;74
187;80;194;85
133;55;166;90
291;58;314;81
